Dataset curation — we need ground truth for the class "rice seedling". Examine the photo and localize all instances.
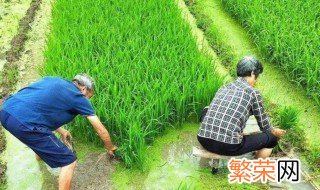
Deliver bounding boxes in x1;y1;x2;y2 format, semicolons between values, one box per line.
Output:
276;106;300;130
221;0;320;105
272;106;307;155
43;0;223;167
176;180;194;190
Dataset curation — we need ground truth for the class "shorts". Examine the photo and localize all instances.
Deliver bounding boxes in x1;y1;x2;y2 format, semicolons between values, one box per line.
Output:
197;131;278;156
0;110;76;168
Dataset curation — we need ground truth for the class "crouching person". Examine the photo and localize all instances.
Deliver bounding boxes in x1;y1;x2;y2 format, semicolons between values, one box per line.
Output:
197;56;285;158
0;74;117;190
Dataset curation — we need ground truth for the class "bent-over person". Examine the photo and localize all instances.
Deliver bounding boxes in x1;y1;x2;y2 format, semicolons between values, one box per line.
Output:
0;74;117;190
197;56;285;158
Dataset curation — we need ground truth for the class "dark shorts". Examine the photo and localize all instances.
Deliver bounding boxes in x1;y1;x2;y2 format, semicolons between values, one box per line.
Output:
0;110;76;168
197;131;278;156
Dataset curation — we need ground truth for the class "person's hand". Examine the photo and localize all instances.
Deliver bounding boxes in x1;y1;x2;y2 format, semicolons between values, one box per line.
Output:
271;128;286;139
107;146;118;158
61;130;72;144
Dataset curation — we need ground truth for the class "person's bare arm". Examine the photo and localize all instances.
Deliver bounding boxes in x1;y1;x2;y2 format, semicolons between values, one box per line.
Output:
251;90;286;138
55;127;72;143
87;115;117;154
56;127;68;136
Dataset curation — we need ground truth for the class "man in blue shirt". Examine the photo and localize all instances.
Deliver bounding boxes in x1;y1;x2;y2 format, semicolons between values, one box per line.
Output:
0;74;117;190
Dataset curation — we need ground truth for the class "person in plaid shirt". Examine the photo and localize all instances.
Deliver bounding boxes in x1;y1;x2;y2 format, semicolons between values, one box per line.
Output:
197;56;286;158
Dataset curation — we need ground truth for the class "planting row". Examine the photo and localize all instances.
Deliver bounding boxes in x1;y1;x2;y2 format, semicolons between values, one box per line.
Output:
221;0;320;103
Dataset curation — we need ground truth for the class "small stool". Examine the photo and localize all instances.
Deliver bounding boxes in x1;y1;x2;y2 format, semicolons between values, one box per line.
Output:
193;146;241;174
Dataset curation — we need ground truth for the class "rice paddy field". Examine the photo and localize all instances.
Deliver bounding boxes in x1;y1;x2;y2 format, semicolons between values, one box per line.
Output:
1;0;320;189
44;0;223;168
221;0;320;103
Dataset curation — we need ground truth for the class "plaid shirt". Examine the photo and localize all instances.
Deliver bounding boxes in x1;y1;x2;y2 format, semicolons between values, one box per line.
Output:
198;77;272;144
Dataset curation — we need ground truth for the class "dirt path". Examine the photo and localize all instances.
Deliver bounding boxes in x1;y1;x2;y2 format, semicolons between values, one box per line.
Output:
0;0;31;72
0;0;42;99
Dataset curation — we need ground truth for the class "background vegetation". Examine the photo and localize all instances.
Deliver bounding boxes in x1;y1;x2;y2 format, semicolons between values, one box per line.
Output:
221;0;320;104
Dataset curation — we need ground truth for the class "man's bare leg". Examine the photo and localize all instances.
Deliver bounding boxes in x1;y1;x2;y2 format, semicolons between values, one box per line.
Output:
59;160;77;190
255;148;273;159
35;154;42;161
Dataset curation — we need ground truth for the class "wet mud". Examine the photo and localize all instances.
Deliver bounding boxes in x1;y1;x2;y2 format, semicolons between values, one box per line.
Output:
40;153;117;190
73;153;117;190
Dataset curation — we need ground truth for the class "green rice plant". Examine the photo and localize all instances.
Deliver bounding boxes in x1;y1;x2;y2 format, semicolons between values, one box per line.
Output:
273;106;306;153
221;0;320;105
187;1;237;74
176;180;195;190
303;144;320;172
188;5;212;31
44;0;223;168
276;106;300;130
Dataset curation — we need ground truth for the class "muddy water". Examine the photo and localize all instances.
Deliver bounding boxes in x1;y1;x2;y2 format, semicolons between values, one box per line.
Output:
143;117;317;190
143;117;257;189
144;132;200;189
72;153;116;190
40;152;116;190
268;160;316;190
3;133;44;189
4;137;116;190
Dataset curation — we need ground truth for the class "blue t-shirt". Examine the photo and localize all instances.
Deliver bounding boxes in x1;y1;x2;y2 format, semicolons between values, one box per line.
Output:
2;76;95;131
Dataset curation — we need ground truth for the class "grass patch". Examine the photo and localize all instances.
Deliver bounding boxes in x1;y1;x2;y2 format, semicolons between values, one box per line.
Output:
0;66;18;98
176;180;195;190
0;128;6;190
303;144;320;173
